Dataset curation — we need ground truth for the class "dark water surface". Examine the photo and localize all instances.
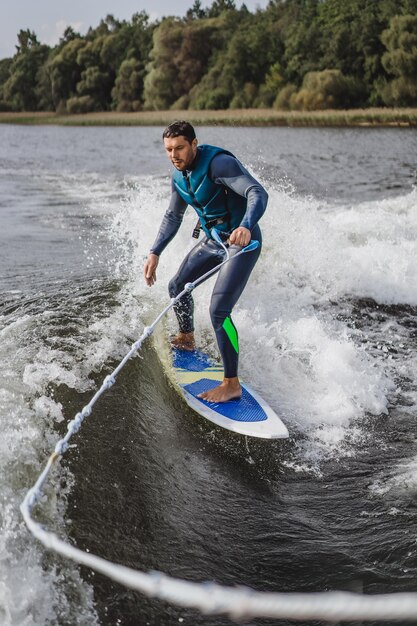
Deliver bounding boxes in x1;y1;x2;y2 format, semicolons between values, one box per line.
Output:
1;125;416;626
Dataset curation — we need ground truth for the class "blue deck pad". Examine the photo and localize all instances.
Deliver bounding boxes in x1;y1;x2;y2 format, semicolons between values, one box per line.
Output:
172;349;214;372
183;379;267;423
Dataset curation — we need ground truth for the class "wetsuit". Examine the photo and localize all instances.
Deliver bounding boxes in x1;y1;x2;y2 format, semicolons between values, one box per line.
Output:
150;145;268;378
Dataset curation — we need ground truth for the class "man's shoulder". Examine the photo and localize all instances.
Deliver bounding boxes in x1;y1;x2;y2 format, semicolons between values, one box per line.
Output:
211;151;237;164
209;150;243;179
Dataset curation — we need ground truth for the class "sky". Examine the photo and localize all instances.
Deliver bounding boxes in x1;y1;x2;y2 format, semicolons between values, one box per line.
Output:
1;0;269;59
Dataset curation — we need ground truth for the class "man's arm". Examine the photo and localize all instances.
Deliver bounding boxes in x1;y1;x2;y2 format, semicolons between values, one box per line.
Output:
150;183;188;256
209;153;268;241
144;183;188;286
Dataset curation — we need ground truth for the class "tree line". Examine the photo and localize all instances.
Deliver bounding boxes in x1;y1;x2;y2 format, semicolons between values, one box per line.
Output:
1;0;416;113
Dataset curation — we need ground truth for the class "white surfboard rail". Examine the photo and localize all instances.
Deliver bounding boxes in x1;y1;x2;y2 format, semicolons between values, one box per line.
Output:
20;237;417;622
168;345;289;438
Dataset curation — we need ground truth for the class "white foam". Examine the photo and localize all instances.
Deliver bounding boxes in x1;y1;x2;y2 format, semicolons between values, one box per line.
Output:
326;190;417;305
0;312;99;625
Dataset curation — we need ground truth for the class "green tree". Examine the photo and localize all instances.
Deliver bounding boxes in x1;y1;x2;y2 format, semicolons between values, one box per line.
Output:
207;0;236;18
189;9;282;109
175;19;223;96
276;0;322;84
74;37;114;109
143;18;184;110
66;95;96;113
0;58;12;110
46;38;85;110
59;26;80;45
380;14;417;105
290;69;363;109
111;58;145;111
257;62;285;107
186;0;207;20
315;0;417;104
101;31;130;73
107;11;153;109
127;11;154;61
76;65;111;109
85;14;122;39
0;57;11;83
14;28;40;53
144;16;221;110
2;30;49;110
35;28;81;110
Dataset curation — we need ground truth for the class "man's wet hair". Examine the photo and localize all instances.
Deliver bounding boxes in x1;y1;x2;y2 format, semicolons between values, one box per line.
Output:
162;121;196;143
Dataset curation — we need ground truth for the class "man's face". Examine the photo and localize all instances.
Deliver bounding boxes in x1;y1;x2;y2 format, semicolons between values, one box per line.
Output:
164;135;198;171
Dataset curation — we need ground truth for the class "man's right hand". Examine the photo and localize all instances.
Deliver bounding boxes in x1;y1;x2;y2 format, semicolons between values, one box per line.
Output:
144;253;159;286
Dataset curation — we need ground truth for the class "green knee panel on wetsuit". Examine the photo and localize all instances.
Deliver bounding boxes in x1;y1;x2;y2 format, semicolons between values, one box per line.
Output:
222;316;239;354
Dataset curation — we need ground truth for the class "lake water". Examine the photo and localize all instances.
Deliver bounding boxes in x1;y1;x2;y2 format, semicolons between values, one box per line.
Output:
0;124;417;626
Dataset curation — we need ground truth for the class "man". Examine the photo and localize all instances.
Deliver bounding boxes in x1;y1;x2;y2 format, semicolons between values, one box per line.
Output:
144;121;268;403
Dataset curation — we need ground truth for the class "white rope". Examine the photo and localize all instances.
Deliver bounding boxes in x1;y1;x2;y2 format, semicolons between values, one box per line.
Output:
20;239;417;622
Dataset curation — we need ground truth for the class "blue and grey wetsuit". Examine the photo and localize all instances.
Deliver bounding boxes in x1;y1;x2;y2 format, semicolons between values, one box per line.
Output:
150;145;268;379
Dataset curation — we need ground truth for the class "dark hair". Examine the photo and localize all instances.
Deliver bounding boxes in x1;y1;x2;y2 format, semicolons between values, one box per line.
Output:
162;120;196;143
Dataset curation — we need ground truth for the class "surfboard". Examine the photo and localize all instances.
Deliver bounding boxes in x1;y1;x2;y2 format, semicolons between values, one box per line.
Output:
170;347;289;439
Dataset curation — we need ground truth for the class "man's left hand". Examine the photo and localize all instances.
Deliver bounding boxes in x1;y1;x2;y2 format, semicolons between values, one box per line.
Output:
228;226;251;247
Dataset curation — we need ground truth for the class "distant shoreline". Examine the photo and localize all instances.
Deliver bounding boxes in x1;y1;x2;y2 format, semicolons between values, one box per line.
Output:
0;108;416;127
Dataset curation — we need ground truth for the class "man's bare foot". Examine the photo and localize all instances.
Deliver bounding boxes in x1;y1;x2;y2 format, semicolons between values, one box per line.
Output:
198;377;242;403
171;331;196;351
